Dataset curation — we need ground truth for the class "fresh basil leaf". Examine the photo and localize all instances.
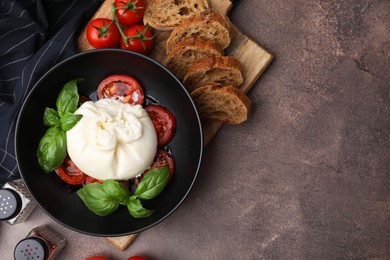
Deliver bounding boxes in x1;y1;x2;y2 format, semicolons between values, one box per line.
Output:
56;78;83;118
77;180;131;217
135;165;169;200
36;126;67;173
126;195;155;218
60;112;82;132
77;183;119;217
43;108;60;126
102;179;132;204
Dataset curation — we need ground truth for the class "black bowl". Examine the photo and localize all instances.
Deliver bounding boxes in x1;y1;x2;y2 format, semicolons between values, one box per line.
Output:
15;49;203;236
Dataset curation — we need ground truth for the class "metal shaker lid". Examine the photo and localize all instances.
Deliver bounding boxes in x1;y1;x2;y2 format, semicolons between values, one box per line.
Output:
14;237;48;260
0;188;22;220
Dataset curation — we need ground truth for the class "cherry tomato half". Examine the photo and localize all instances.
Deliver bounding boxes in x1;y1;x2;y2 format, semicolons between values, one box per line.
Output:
97;74;144;105
128;256;149;260
55;157;87;185
86;18;120;49
114;0;145;26
145;104;176;146
120;25;154;55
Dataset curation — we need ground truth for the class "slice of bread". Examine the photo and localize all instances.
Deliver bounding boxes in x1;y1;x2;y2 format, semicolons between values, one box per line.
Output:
166;9;231;54
165;37;223;80
183;55;244;92
191;84;251;124
144;0;209;30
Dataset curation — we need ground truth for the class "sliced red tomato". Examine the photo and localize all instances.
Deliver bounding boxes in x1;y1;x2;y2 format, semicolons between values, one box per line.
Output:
85;177;130;190
85;176;104;185
97;74;144;105
120;25;154;54
86;18;120;49
118;180;131;190
134;149;175;186
78;95;91;107
151;149;174;178
114;0;145;26
55;157;87;185
145;104;176;146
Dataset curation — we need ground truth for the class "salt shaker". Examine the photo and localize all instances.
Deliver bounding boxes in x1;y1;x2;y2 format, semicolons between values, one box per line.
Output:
14;224;67;260
0;178;37;224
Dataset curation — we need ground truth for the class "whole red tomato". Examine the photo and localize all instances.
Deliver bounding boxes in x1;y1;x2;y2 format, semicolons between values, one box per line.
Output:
128;256;149;260
85;256;111;260
86;18;120;49
120;25;154;54
114;0;145;26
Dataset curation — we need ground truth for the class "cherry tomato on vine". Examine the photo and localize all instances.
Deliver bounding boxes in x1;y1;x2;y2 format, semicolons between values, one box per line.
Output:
120;25;154;54
145;104;176;146
86;18;120;49
55;157;87;185
97;74;145;105
114;0;146;26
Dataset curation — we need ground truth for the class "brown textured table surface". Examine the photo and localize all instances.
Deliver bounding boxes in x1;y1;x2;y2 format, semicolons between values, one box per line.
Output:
1;0;389;259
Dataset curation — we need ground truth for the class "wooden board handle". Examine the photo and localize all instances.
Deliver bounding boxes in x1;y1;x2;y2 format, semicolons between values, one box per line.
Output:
104;234;138;251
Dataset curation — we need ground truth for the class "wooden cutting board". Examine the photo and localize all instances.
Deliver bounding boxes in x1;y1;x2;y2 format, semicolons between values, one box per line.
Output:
78;0;273;250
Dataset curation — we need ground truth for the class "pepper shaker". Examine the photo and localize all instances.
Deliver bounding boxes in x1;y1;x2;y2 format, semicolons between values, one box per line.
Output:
0;178;37;224
14;224;67;260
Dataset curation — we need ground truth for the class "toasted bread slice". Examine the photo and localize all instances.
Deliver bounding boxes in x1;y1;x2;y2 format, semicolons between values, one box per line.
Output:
183;55;244;92
144;0;209;30
166;37;223;80
166;9;231;54
191;84;251;124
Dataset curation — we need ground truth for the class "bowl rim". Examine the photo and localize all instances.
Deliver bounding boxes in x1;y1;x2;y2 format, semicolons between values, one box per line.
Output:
14;48;204;237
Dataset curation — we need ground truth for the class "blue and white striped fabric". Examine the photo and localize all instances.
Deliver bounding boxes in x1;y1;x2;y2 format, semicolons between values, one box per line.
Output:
0;0;103;185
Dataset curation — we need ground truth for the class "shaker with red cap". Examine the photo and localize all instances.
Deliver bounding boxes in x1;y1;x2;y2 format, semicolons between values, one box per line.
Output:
14;224;67;260
0;178;36;224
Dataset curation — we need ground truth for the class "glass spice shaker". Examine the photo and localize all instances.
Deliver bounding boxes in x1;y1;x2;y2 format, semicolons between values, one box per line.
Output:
0;178;37;224
14;224;67;260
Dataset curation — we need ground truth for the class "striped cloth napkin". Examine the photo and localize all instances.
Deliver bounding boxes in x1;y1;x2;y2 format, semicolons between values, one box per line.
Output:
0;0;103;186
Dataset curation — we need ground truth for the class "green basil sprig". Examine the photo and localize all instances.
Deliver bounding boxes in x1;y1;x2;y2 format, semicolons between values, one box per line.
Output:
37;78;84;173
77;180;132;216
77;165;170;218
37;127;67;173
60;112;83;132
135;166;170;199
43;108;60;126
126;195;155;218
56;78;81;117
